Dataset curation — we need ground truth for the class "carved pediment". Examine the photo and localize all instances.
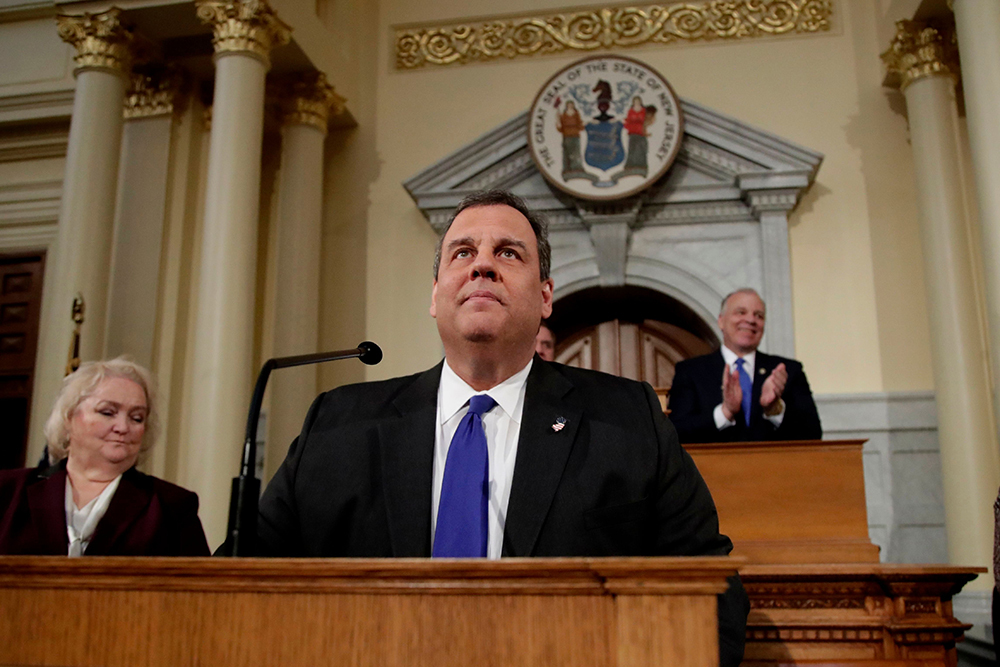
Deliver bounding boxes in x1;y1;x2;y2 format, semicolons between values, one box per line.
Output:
404;98;822;233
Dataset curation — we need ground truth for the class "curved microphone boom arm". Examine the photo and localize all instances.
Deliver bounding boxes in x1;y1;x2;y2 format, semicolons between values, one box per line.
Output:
224;341;383;556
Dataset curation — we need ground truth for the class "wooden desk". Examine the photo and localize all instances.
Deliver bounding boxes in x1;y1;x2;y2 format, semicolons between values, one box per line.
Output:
0;556;737;667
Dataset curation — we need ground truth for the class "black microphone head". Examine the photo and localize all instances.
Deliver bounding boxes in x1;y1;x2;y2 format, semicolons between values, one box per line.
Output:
357;341;383;365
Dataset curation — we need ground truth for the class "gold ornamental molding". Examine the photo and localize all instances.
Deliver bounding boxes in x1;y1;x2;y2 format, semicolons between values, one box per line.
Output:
270;72;346;133
195;0;291;67
124;67;187;120
881;19;959;92
56;7;134;76
395;0;834;70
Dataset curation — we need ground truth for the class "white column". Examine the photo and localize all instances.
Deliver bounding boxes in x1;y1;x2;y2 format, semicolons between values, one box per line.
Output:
105;70;184;367
264;74;342;481
952;1;1000;442
187;0;290;546
884;20;1000;590
28;9;132;464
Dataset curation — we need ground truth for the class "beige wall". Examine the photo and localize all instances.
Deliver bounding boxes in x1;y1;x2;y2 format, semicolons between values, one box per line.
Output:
359;0;935;394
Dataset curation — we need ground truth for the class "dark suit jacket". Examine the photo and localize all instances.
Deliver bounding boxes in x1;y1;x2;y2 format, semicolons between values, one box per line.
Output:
259;359;749;667
669;349;822;443
0;462;210;556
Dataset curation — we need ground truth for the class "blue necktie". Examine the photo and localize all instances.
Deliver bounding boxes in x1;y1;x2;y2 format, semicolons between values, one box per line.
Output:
433;394;496;557
735;358;752;427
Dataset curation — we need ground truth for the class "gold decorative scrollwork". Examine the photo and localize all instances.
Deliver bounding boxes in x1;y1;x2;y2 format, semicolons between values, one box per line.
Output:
395;0;833;69
270;72;346;133
881;19;959;91
124;66;187;120
195;0;291;66
56;7;134;75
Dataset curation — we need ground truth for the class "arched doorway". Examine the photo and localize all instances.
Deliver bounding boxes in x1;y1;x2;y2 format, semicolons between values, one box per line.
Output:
549;286;718;392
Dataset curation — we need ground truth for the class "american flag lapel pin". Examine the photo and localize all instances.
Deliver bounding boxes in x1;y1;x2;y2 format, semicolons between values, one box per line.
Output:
552;416;567;432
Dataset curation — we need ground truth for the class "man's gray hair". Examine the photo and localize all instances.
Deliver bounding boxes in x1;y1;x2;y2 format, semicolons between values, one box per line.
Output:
433;189;551;281
719;288;765;315
44;356;159;463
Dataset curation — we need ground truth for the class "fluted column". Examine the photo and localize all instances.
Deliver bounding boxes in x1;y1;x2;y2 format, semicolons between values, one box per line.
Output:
883;20;1000;590
264;73;343;481
28;9;133;464
951;1;1000;448
106;68;186;368
187;0;290;545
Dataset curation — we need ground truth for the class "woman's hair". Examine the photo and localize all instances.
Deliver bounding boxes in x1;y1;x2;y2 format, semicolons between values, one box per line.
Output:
44;356;158;463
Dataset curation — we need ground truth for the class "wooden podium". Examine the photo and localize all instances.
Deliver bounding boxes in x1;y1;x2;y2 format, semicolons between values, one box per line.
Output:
685;439;880;565
0;556;737;667
685;438;984;667
0;440;984;666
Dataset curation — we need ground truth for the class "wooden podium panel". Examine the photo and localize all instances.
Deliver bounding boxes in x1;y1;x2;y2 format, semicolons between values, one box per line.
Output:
0;556;738;667
685;439;881;564
742;564;984;667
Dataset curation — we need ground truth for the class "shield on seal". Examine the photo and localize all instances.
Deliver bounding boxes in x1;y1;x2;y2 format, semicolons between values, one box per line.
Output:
584;121;625;171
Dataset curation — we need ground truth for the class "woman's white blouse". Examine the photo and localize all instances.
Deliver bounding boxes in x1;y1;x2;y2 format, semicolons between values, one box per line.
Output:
64;474;122;557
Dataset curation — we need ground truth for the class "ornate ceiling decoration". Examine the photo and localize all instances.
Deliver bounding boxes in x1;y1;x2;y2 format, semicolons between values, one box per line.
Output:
395;0;834;70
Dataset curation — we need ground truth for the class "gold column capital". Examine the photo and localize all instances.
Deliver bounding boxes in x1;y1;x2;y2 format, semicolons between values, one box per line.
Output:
124;66;188;120
195;0;291;67
56;7;134;76
270;72;345;133
882;19;960;91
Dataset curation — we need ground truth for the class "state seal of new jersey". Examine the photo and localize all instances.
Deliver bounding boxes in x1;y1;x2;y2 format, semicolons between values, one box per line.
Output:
528;55;683;201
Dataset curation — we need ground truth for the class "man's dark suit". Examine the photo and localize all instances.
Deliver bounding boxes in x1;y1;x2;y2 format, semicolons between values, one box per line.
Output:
0;461;210;556
259;359;749;667
669;349;821;443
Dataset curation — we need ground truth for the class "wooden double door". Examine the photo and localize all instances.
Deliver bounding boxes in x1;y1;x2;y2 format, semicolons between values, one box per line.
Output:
556;318;712;391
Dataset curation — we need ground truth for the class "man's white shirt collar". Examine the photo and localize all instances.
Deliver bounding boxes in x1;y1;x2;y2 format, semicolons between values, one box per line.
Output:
439;357;533;422
721;345;756;377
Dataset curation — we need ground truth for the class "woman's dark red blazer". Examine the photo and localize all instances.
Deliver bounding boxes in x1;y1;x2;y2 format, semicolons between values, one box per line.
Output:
0;461;210;556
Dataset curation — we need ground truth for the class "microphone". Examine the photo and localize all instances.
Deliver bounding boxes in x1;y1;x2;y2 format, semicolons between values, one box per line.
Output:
222;341;383;556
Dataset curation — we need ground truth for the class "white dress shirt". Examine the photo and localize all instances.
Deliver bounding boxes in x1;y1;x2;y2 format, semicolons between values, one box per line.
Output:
432;358;531;559
64;474;122;557
712;346;785;431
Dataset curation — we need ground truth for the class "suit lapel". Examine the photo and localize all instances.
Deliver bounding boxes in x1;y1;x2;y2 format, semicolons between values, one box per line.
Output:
86;468;152;554
708;349;726;404
378;363;441;557
752;352;774;423
25;465;69;553
503;361;581;557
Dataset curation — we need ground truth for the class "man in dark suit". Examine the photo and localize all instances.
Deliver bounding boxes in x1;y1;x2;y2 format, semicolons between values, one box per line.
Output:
257;190;748;667
669;289;821;443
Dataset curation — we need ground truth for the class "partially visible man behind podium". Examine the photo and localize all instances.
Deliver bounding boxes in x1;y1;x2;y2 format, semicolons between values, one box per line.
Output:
257;190;748;666
669;288;821;443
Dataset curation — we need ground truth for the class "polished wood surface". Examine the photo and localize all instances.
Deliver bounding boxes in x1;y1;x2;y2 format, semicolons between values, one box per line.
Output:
685;439;881;564
742;564;984;667
0;556;738;667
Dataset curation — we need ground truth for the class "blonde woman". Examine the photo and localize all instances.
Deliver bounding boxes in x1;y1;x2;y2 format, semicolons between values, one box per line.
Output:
0;358;209;556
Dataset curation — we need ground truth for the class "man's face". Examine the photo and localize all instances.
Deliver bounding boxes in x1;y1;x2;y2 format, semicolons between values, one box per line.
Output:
431;204;554;352
535;325;555;361
718;291;765;356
